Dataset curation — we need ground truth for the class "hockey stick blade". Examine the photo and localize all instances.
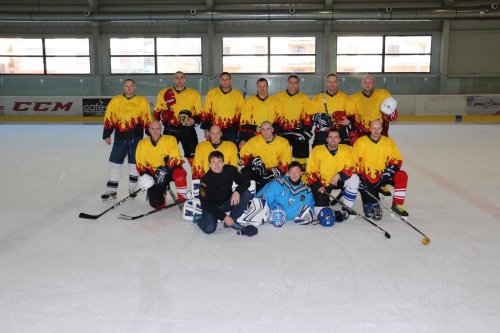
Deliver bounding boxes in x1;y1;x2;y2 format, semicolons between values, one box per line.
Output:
118;199;186;220
360;187;429;245
79;189;142;220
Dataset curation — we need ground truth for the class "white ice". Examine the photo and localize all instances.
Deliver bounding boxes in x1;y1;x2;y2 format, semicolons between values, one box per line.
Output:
1;123;500;333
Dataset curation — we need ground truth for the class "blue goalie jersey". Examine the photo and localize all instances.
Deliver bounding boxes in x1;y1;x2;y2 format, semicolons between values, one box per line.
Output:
256;176;315;221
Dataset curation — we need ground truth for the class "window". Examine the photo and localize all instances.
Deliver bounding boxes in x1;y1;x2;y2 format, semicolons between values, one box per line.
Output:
110;37;202;74
337;35;431;73
223;36;315;73
0;38;90;74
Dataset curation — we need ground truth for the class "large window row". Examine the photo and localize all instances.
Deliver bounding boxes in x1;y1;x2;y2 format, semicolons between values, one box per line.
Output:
110;37;202;74
222;37;316;73
337;36;432;73
0;38;90;74
0;35;432;75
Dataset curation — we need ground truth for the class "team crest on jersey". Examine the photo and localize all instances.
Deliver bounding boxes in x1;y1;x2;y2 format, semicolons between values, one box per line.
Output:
300;195;305;201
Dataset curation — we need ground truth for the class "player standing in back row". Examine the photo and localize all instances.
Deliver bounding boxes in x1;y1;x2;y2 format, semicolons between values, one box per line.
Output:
101;79;152;200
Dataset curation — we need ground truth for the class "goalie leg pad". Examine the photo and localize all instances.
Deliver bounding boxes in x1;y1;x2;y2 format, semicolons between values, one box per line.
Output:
237;197;270;226
183;199;202;221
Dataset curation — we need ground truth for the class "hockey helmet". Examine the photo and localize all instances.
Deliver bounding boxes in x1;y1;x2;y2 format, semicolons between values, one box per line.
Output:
380;96;398;115
318;207;335;227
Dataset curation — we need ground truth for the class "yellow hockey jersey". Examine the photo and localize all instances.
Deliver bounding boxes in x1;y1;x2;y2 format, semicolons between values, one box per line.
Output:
103;94;152;140
274;91;312;131
352;135;403;184
153;87;202;126
306;144;356;188
135;135;184;175
310;91;356;126
203;87;244;130
240;135;292;173
240;95;281;128
350;89;391;133
191;140;239;179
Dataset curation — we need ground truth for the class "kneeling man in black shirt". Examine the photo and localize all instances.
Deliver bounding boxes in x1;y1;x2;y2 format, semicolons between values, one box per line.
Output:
197;151;257;236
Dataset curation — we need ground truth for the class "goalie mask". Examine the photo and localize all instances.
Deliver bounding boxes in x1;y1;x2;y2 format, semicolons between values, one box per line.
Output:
270;205;286;227
380;96;397;115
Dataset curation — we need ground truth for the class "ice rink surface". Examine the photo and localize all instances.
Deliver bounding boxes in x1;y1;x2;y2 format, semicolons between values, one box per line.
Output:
1;123;500;333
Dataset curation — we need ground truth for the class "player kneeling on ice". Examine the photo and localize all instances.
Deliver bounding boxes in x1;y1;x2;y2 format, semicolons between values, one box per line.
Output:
256;161;314;227
306;128;360;222
135;120;188;209
353;119;409;220
196;151;257;236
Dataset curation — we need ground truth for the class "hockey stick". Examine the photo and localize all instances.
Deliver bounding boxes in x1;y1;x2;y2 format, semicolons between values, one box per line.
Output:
327;192;391;239
359;188;430;245
79;189;142;220
118;199;186;220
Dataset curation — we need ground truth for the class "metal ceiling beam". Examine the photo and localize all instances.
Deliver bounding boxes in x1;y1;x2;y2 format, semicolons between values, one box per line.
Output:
0;7;499;22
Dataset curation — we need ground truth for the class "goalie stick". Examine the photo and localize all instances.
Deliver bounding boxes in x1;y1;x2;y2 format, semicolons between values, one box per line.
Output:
359;188;430;245
327;192;391;239
79;189;142;220
118;199;186;220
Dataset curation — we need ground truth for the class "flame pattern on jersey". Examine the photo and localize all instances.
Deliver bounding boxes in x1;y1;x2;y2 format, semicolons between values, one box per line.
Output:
202;87;244;130
102;94;152;140
352;135;403;184
306;144;356;188
350;89;391;133
274;91;312;131
153;87;202;126
240;135;291;173
135;135;183;175
191;141;239;179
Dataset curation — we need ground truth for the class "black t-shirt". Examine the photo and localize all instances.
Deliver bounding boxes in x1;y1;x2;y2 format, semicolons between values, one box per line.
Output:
199;165;250;221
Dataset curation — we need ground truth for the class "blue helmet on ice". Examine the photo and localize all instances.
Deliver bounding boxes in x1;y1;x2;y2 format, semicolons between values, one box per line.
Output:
318;207;335;227
270;205;286;227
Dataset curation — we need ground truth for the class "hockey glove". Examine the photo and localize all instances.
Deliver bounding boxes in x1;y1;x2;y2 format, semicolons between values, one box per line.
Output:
160;109;174;123
262;167;281;180
155;166;170;185
164;88;176;107
312;113;333;132
177;110;192;126
381;165;398;185
138;174;155;190
387;109;398;121
250;157;266;177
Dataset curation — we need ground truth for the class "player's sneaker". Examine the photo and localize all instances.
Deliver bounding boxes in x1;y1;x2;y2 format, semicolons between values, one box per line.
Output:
379;185;391;196
391;203;409;217
101;190;117;200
